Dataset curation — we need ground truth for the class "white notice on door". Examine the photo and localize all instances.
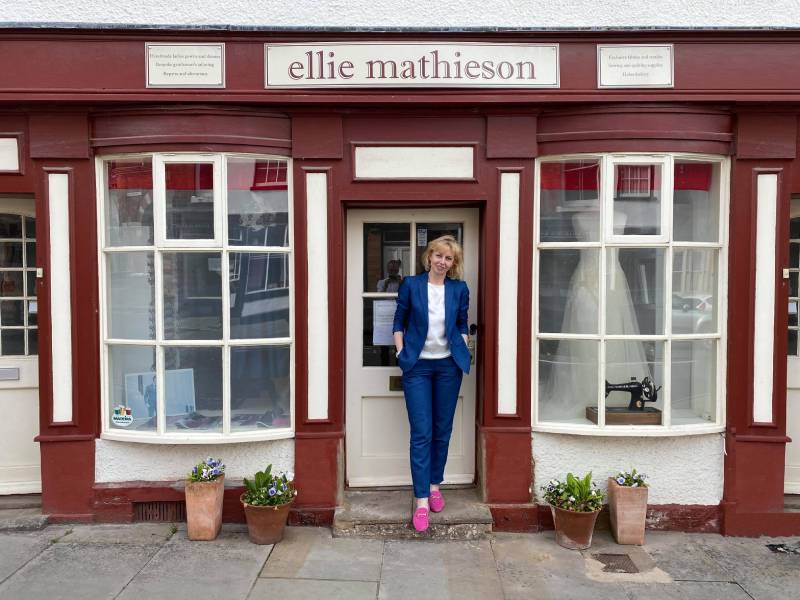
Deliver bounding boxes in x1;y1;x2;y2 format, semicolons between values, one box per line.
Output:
372;300;397;346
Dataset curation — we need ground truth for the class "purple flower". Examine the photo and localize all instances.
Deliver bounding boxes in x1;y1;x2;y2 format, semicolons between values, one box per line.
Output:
616;476;625;485
268;487;277;497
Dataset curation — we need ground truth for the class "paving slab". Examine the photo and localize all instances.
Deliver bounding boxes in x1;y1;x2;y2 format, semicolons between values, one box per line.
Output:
623;581;752;600
260;526;383;582
0;543;159;600
249;578;378;599
0;532;54;583
633;531;731;582
379;538;503;600
58;523;175;545
117;529;271;600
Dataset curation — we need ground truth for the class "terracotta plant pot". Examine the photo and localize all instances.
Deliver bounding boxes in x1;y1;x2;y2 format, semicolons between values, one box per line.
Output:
241;493;293;545
550;504;601;550
185;475;225;541
607;477;648;545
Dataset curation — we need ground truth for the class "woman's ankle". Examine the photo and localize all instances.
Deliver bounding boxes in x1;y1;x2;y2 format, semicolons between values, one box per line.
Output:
430;484;440;493
415;497;429;509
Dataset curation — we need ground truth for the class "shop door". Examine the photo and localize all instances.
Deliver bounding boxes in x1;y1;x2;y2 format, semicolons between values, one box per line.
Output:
0;198;40;494
346;208;478;487
785;199;800;494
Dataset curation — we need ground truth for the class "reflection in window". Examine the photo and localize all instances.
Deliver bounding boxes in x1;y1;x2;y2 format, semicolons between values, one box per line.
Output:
230;253;290;339
0;213;36;355
165;163;215;240
613;164;662;236
230;345;290;430
105;158;154;246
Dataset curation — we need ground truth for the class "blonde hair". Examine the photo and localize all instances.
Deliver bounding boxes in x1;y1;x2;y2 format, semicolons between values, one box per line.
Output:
421;235;464;280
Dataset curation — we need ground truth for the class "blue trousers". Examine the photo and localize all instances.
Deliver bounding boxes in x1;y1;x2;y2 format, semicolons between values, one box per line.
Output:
402;356;463;499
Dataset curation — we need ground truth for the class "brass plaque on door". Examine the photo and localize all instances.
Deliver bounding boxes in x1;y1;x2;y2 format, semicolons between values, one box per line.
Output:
389;376;403;391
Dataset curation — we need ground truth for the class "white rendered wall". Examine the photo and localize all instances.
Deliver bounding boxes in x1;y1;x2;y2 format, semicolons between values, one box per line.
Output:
533;433;724;505
0;1;799;28
95;438;293;483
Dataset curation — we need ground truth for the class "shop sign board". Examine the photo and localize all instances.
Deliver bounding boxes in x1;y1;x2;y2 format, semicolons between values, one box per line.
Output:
265;42;560;88
597;44;674;88
146;43;225;88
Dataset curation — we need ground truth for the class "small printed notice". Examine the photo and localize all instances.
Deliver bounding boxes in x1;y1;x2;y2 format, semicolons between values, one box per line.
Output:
417;228;428;247
598;45;674;88
372;300;397;346
146;43;225;88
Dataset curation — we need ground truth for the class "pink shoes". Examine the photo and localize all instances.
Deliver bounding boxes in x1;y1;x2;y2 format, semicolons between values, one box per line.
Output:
430;490;445;513
412;507;429;531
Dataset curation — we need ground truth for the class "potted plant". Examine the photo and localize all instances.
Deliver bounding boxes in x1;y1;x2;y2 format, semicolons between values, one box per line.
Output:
608;469;649;545
185;457;225;541
541;472;604;550
240;465;297;545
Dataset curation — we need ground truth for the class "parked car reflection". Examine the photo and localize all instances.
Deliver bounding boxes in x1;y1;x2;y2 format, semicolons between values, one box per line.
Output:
672;293;714;334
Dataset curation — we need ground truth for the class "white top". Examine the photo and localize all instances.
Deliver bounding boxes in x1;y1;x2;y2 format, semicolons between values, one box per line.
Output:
420;282;451;359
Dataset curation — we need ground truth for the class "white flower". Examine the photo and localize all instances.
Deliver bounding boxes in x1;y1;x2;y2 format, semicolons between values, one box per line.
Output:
568;496;576;502
632;482;638;487
286;471;295;481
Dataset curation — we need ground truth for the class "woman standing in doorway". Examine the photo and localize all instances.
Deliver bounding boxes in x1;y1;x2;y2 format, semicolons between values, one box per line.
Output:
392;235;471;532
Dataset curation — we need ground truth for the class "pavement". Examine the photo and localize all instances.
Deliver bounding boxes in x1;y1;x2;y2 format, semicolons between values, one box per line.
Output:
0;522;798;600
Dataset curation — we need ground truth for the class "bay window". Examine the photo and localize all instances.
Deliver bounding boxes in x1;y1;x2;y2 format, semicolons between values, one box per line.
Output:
99;153;293;442
534;154;727;433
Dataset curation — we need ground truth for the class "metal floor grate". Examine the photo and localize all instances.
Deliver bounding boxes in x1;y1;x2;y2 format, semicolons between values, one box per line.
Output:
592;553;639;573
133;501;186;522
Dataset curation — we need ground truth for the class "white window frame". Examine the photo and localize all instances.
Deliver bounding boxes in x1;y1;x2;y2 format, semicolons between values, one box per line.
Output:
532;152;729;436
97;152;295;444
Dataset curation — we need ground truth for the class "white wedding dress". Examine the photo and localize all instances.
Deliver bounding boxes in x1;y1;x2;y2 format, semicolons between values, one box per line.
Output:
540;211;649;422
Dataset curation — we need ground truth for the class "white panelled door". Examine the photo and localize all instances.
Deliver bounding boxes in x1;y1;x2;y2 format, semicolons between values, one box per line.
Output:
0;198;40;494
346;209;478;487
785;198;800;494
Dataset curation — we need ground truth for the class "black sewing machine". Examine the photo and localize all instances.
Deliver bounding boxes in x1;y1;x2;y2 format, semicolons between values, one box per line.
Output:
605;376;661;411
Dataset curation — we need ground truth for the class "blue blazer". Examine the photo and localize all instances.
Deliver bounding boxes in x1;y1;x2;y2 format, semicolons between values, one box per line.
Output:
392;272;471;374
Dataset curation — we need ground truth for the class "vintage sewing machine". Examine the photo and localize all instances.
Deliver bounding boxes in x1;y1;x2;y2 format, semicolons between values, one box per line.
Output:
586;376;663;425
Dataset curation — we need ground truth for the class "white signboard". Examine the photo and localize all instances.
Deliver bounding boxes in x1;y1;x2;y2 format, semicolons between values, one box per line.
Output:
597;44;674;89
146;43;225;88
265;43;559;88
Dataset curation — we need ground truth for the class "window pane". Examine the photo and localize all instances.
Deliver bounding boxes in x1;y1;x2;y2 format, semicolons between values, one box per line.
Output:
0;215;22;238
26;271;36;298
538;339;598;424
363;297;399;367
106;158;154;246
0;272;23;297
231;345;290;431
163;252;222;340
164;347;222;432
27;301;37;326
613;164;662;236
0;242;22;268
106;252;155;340
671;340;716;425
230;252;289;339
607;248;665;335
27;328;37;355
108;345;157;432
363;223;410;293
227;158;289;247
415;223;463;275
605;340;664;423
790;330;798;356
790;300;798;327
1;300;23;326
539;161;601;242
24;217;35;239
790;272;798;298
792;243;800;268
539;249;599;334
673;162;720;242
25;242;34;268
165;163;215;240
672;248;718;334
1;329;24;355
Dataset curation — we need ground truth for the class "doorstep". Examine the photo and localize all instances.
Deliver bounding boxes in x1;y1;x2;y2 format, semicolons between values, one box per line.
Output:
0;494;48;531
333;488;493;540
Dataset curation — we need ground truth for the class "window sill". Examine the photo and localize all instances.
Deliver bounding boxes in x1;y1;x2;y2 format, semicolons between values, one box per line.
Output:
531;423;725;437
101;428;294;445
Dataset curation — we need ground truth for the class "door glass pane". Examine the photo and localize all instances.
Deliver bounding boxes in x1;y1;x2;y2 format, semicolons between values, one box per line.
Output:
538;339;598;424
25;242;34;268
227;158;289;247
0;215;22;238
363;298;399;367
230;252;290;339
106;158;154;246
539;160;601;242
0;272;23;297
106;252;155;340
26;271;36;297
674;161;720;242
108;345;157;432
163;252;222;340
415;223;463;275
613;164;662;236
607;247;665;335
165;162;215;240
1;300;23;326
28;328;37;355
790;300;798;327
363;223;410;293
671;340;716;425
539;249;599;334
672;248;718;334
790;272;798;298
1;329;24;355
231;345;290;430
789;329;798;356
27;301;37;326
164;347;222;432
24;217;35;239
0;243;22;267
605;340;664;422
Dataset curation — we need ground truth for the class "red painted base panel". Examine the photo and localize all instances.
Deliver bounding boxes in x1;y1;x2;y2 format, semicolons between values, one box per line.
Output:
536;503;721;534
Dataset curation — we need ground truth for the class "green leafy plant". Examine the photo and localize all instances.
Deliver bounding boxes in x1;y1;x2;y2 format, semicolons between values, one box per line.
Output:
242;464;297;507
613;468;648;488
541;471;604;512
188;457;225;482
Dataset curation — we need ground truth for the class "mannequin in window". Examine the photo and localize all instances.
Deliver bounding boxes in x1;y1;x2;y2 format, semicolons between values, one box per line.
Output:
540;210;649;421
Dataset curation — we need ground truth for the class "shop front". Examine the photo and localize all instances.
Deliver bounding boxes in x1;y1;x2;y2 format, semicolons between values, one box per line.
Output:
1;30;799;535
